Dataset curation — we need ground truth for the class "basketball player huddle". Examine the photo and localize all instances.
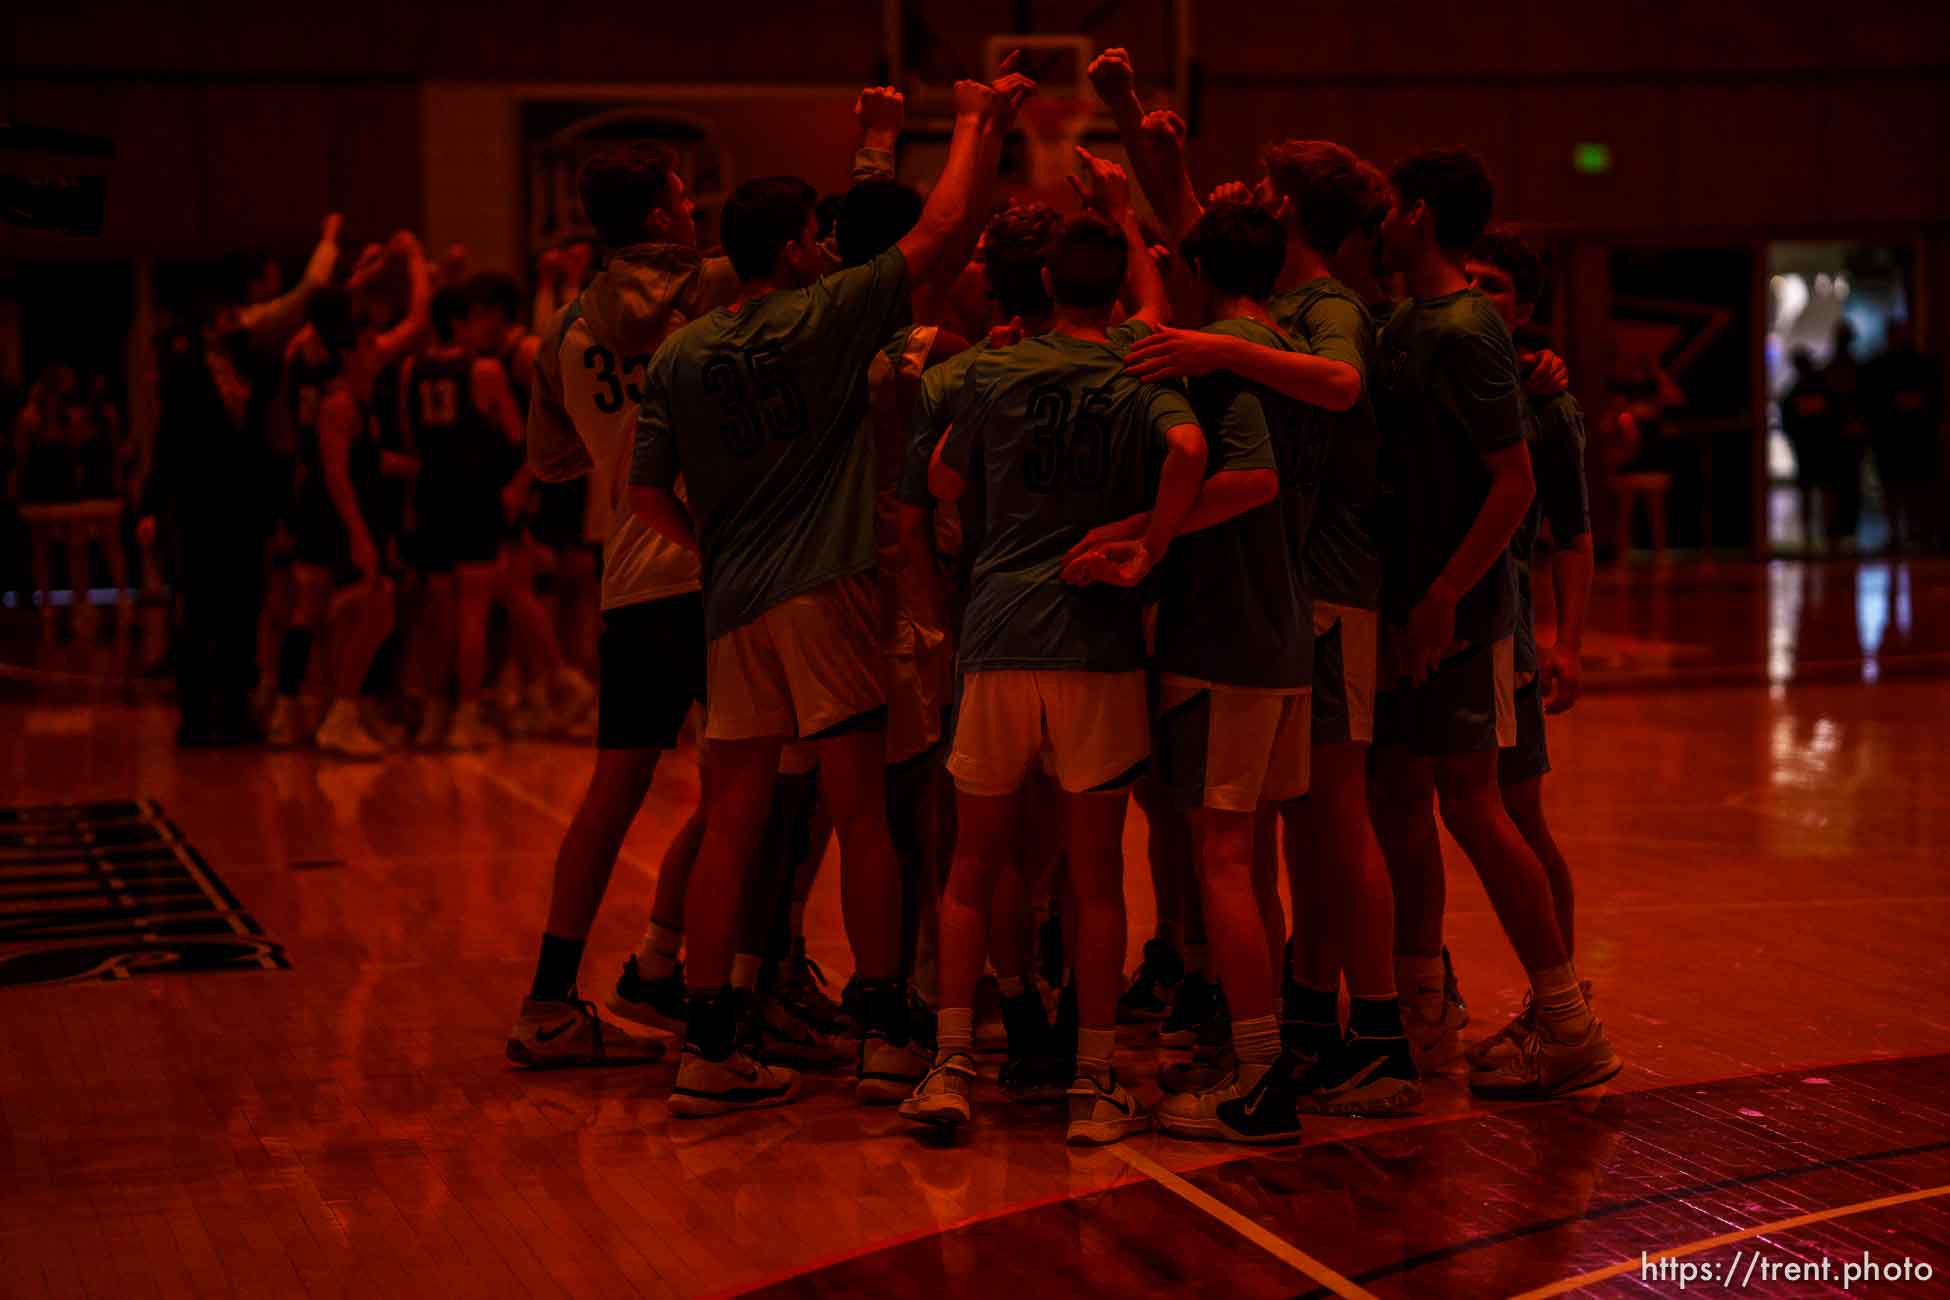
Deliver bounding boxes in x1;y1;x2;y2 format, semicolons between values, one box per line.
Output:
501;46;1616;1148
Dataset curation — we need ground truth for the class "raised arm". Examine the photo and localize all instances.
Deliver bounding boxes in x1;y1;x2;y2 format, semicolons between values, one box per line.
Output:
1072;147;1169;329
1136;109;1205;242
854;85;903;172
371;233;434;370
238;213;343;343
895;69;1035;286
1086;48;1201;238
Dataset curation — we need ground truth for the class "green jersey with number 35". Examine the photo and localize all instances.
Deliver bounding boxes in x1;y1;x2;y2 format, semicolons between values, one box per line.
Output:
937;321;1199;673
632;246;911;641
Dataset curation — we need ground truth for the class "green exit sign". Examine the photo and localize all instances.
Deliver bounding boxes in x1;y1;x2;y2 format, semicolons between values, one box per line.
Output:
1573;142;1613;175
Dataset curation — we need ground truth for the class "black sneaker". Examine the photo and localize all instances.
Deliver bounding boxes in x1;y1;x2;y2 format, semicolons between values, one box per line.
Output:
1193;1052;1304;1144
608;954;686;1034
1000;1053;1069;1103
1160;974;1222;1049
1441;946;1469;1027
1050;979;1079;1077
998;989;1064;1101
1117;938;1185;1023
756;993;847;1068
907;987;938;1054
1037;913;1065;988
999;988;1051;1056
731;985;766;1060
1296;1033;1422;1117
839;973;863;1025
852;978;931;1104
778;941;853;1036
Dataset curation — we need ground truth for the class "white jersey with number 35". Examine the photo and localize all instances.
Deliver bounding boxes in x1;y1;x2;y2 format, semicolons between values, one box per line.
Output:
528;246;737;610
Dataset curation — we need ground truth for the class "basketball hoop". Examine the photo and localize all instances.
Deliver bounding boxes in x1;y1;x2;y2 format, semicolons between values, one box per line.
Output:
1020;95;1094;197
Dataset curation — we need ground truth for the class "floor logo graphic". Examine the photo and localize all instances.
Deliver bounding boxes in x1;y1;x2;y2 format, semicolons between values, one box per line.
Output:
0;800;288;987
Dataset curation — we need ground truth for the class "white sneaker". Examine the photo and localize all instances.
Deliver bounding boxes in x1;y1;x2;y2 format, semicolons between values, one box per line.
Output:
899;1053;978;1129
315;700;390;760
1468;1016;1621;1099
1465;981;1594;1072
858;1034;932;1105
445;701;500;751
507;996;665;1069
669;1046;801;1118
267;695;307;747
1065;1070;1151;1146
1156;1062;1303;1144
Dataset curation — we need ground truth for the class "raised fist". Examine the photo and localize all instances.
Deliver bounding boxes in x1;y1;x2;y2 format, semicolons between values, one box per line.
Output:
1207;180;1253;207
855;86;905;136
1087;47;1136;102
1139;109;1187;167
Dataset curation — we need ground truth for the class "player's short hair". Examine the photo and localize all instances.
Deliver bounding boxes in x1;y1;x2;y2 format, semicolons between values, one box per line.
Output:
577;144;679;250
307;286;359;354
1472;226;1545;306
1045;213;1127;311
1389;149;1495;253
1353;160;1393;241
430;287;469;345
982;202;1061;321
1262;139;1370;255
836;179;924;268
720;176;820;281
465;272;525;323
1181;197;1287;301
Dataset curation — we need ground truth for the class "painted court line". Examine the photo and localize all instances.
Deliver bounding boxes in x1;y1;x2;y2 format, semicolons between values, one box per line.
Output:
1505;1181;1950;1299
1110;1143;1380;1300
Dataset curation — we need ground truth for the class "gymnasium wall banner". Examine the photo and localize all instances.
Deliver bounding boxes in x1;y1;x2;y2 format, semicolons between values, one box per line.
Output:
1;123;114;238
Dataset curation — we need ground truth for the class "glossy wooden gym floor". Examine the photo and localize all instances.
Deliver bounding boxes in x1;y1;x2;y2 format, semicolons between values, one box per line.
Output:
4;559;1949;1299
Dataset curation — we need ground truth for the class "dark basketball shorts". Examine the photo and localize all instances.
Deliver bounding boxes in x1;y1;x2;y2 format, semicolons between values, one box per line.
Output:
414;486;505;573
598;591;707;752
1497;677;1551;785
530;478;589;552
289;492;362;588
1373;636;1517;757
